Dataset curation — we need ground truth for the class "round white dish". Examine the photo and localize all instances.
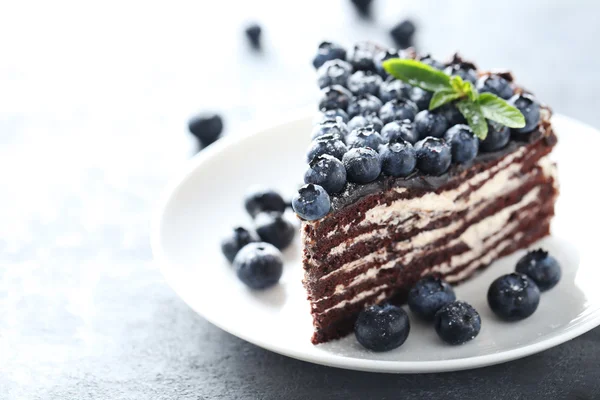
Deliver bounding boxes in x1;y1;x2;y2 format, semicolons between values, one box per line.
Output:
152;112;600;373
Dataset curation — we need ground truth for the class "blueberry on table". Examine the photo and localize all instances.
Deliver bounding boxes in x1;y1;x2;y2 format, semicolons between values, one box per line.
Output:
515;249;561;291
347;126;385;149
434;301;481;345
292;184;331;221
244;187;287;218
347;94;383;118
408;87;433;111
414;137;452;175
414;110;449;139
381;120;418;144
379;141;416;177
444;124;479;164
348;42;379;72
355;304;411;352
476;74;514;100
408;276;456;320
306;133;348;162
350;0;373;18
347;70;383;96
342;147;382;183
487;273;541;321
311;120;349;141
419;54;445;71
317;59;353;89
233;242;283;289
379;99;419;124
319;85;353;111
304;154;347;194
254;212;295;250
438;103;466;126
378;78;410;103
244;23;262;49
313;41;347;69
390;19;416;49
444;64;478;84
347;113;384;133
480;121;510;152
509;93;541;136
221;226;260;263
188;113;223;147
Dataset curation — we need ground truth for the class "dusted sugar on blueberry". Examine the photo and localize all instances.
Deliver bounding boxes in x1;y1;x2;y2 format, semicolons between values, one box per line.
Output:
317;59;353;89
347;94;383;118
509;93;541;137
348;42;379;72
347;113;384;133
444;124;479;164
379;141;416;177
347;126;385;149
244;187;286;218
292;184;331;221
438;103;467;126
381;120;418;144
254;212;296;250
480;121;510;152
311;120;349;140
313;41;347;69
488;273;541;321
188;113;223;146
347;70;383;96
408;276;456;320
408;87;433;111
374;49;401;78
314;108;350;125
515;249;561;291
221;226;260;263
233;242;283;289
306;133;348;162
434;301;481;345
342;147;382;183
304;154;347;194
379;99;419;124
354;304;410;352
379;77;410;103
319;85;353;111
414;137;452;175
414;110;448;139
477;74;514;100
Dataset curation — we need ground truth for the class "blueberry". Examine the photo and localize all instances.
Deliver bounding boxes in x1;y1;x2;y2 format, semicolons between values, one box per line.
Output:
488;273;540;321
390;19;416;49
292;184;331;221
342;147;382;183
378;78;411;103
319;85;353;111
374;48;401;77
438;103;467;126
347;113;384;133
444;124;479;163
313;41;347;69
254;212;295;250
244;188;287;218
347;70;383;96
434;301;481;345
379;141;416;177
354;304;410;352
317;59;353;89
311;120;349;140
350;0;373;17
347;94;383;118
419;54;445;71
414;137;452;175
444;64;478;84
408;276;456;320
381;120;418;144
480;121;510;152
304;154;347;194
476;75;514;100
409;87;433;111
509;93;541;136
347;126;385;149
379;99;419;124
306;133;348;162
221;226;260;263
244;23;262;49
233;242;283;289
314;109;350;124
188;113;224;146
515;249;561;291
414;110;449;139
348;42;379;72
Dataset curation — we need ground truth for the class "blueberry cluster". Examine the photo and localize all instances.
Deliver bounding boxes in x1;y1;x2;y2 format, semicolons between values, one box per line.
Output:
294;42;543;221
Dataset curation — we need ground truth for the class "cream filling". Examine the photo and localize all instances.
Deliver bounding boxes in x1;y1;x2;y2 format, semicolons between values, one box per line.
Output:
314;284;389;315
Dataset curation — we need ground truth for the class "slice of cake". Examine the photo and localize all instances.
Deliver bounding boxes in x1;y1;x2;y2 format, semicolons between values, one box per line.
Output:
292;42;559;344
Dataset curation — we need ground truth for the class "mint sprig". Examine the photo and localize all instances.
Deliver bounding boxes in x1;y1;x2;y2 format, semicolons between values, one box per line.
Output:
382;58;526;140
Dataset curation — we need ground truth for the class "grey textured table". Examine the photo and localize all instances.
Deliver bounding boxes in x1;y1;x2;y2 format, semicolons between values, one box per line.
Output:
1;1;599;399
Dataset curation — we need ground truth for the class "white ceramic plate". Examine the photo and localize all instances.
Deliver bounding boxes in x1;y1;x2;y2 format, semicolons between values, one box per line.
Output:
152;112;600;373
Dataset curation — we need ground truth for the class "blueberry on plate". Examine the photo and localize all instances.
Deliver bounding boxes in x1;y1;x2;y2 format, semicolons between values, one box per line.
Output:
313;41;347;69
221;226;260;263
306;133;348;162
292;184;331;221
390;19;416;49
244;23;262;49
515;249;561;291
414;137;452;175
444;64;478;84
419;54;445;71
347;70;383;96
347;94;383;118
444;124;479;163
509;93;541;137
304;154;347;194
480;121;510;152
354;304;410;352
317;59;353;89
188;113;224;146
379;141;416;177
314;109;350;125
254;212;295;250
311;120;349;140
347;126;385;149
348;42;379;72
487;273;541;321
438;103;466;126
233;242;283;289
409;87;433;111
347;113;384;133
414;110;449;139
476;74;514;100
379;99;419;124
342;147;382;183
350;0;373;17
408;276;456;320
434;301;481;345
244;187;287;218
374;48;400;77
381;120;418;144
318;85;353;111
378;78;411;103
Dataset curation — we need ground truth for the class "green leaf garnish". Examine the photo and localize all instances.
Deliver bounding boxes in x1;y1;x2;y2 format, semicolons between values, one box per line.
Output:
477;93;526;128
382;59;451;92
457;100;488;139
429;89;462;110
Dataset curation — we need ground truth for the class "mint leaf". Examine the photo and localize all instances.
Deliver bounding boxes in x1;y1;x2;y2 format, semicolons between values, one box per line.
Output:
463;81;477;102
450;76;464;93
383;59;452;92
429;89;463;110
457;100;488;140
477;93;526;128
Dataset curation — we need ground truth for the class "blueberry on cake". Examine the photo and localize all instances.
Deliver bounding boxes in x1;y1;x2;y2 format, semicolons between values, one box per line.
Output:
292;42;559;344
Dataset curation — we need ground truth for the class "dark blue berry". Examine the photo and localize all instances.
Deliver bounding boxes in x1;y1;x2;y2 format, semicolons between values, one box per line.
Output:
306;133;348;162
390;19;416;49
292;184;331;221
419;54;445;70
244;24;262;49
350;0;373;17
488;273;540;321
314;109;350;124
221;226;260;263
379;141;416;177
348;42;379;72
313;41;347;69
374;48;401;77
509;93;541;136
434;301;481;345
480;121;510;152
347;94;383;118
347;113;383;133
342;147;382;183
515;249;561;291
188;113;223;146
244;188;286;218
408;276;457;320
354;304;410;352
414;110;449;139
414;137;452;175
347;70;383;96
311;120;349;140
254;212;296;250
317;59;353;89
409;87;433;111
476;75;514;100
378;78;411;103
304;154;347;194
381;120;418;144
444;64;478;84
319;85;353;111
444;124;479;163
379;99;419;124
233;242;283;289
347;126;385;149
438;103;467;126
